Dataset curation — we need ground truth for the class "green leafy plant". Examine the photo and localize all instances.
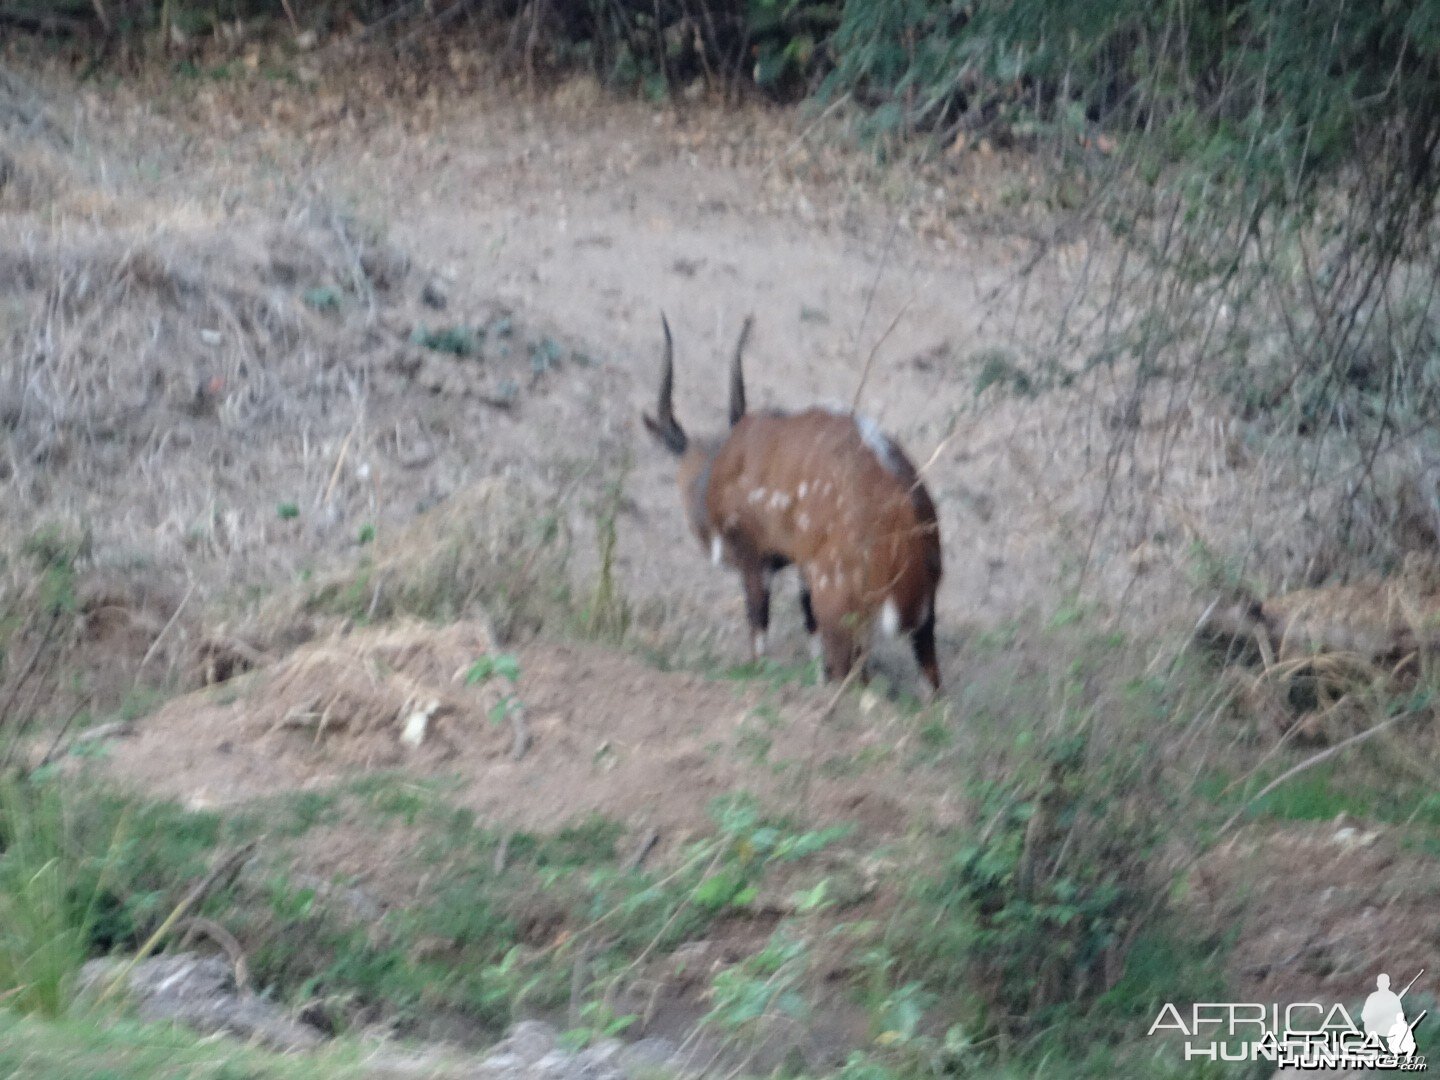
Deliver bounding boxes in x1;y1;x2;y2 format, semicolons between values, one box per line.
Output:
560;999;638;1050
690;795;850;915
466;653;523;725
704;928;810;1036
886;731;1172;1039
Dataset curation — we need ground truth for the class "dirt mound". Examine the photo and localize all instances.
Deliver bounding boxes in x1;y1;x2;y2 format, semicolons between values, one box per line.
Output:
255;620;509;767
100;624;955;840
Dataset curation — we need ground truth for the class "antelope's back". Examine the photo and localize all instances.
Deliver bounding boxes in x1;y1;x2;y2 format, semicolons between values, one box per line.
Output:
708;407;941;601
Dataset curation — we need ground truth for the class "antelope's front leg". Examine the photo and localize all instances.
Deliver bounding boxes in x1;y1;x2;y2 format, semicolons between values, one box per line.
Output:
741;563;772;662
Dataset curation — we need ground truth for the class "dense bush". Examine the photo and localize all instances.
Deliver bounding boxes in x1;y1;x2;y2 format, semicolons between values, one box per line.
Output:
17;0;1440;190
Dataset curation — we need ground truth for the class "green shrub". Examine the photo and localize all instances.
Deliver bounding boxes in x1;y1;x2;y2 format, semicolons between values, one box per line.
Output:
884;730;1209;1044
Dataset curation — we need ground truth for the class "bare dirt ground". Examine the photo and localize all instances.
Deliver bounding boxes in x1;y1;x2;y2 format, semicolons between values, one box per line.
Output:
6;58;1276;669
1193;822;1440;1007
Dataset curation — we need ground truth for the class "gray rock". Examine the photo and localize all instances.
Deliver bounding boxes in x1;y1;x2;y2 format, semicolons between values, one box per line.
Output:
618;1036;681;1073
80;953;324;1052
580;1038;624;1067
354;1045;473;1077
474;1050;526;1077
497;1019;560;1064
531;1050;575;1075
529;1049;625;1080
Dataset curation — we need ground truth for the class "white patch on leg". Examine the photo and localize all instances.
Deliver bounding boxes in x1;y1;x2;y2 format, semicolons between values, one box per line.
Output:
808;634;822;661
880;597;901;638
752;631;767;658
711;535;723;566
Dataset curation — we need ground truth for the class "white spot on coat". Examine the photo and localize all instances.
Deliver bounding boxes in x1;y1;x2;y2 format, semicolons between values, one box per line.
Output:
769;491;792;510
797;482;808;499
797;512;811;531
748;487;768;504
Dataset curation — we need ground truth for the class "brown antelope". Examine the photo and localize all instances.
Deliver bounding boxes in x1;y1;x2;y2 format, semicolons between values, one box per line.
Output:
643;315;943;692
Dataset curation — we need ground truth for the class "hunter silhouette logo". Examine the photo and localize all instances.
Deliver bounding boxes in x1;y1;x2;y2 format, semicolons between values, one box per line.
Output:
1365;972;1424;1058
1149;968;1429;1070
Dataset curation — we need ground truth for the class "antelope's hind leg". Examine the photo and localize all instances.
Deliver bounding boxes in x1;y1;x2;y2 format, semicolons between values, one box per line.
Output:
741;563;772;662
799;584;821;661
911;601;940;696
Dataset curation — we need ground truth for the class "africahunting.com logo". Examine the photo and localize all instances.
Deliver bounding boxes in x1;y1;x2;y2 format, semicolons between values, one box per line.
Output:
1149;969;1428;1070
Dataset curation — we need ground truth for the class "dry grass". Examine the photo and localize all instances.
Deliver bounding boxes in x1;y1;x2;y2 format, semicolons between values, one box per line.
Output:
247;619;507;767
0;206;413;578
0;68;599;656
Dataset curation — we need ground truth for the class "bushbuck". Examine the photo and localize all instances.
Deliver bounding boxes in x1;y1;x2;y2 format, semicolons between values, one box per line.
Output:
642;315;943;692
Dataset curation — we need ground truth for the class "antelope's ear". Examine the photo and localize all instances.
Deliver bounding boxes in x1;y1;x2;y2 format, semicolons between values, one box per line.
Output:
644;412;688;456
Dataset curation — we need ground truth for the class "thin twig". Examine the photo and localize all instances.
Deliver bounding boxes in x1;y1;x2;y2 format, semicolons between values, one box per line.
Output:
852;215;902;367
761;92;852;177
321;421;358;507
1217;712;1414;837
349;0;424;43
277;0;300;35
36;702;93;768
177;916;250;991
851;297;914;410
397;0;482;50
509;705;531;761
0;611;59;729
0;611;62;770
99;841;259;1004
134;581;195;687
606;848;725;994
568;935;592;1027
527;843;719;962
622;827;660;872
797;663;864;818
